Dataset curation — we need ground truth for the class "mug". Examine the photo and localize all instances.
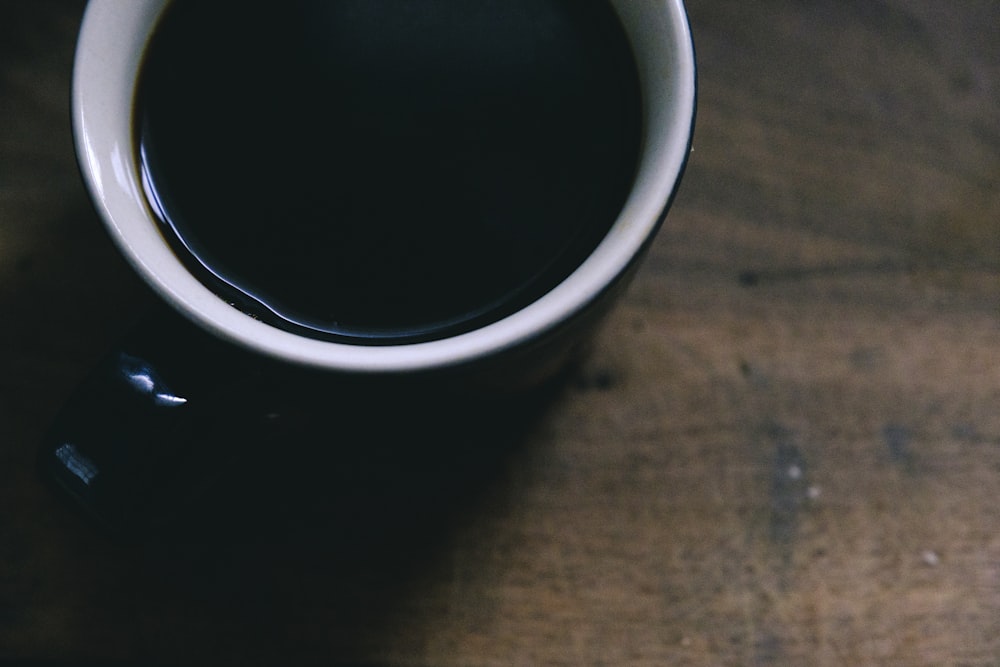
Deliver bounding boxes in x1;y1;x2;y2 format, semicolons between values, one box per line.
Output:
46;0;696;534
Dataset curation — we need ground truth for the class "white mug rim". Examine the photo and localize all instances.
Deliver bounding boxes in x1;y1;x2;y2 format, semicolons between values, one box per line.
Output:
72;0;696;373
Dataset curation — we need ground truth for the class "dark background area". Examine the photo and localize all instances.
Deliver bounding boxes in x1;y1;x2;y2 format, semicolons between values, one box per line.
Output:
2;0;999;664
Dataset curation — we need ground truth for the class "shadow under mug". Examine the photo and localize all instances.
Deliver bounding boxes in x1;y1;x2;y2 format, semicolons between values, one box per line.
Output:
43;0;696;535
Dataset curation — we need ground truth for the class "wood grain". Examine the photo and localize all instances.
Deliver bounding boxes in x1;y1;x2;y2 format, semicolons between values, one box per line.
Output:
2;1;999;665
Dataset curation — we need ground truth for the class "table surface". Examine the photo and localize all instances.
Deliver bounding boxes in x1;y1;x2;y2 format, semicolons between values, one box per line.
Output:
3;1;999;665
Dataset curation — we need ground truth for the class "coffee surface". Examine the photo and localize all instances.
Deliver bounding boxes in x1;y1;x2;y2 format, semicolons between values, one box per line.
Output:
136;0;641;343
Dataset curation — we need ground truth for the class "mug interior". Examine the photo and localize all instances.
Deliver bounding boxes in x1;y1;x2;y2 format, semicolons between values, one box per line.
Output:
72;0;696;373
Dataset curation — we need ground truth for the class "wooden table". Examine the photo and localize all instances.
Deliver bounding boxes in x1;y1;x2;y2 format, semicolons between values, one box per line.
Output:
2;1;998;664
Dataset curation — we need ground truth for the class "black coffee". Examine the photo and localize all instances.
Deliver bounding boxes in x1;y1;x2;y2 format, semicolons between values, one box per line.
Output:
136;0;641;343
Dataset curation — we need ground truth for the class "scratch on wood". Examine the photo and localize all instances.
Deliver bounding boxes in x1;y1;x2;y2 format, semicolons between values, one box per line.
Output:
882;423;913;465
767;425;808;549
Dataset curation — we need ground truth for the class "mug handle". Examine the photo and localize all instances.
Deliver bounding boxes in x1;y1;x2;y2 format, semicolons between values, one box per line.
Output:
39;304;291;536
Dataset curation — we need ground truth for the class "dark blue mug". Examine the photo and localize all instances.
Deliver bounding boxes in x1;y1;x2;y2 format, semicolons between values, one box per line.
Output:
45;0;696;535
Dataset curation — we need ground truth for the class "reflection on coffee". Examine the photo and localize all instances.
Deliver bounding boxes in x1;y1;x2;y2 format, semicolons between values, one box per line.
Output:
135;0;641;344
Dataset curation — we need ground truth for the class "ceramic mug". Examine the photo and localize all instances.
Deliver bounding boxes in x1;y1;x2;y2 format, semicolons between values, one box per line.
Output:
46;0;696;533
